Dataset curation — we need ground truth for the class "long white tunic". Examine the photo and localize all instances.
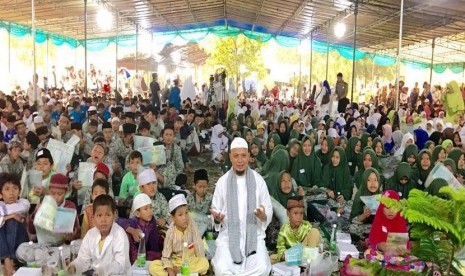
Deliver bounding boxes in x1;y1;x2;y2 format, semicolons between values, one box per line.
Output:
211;170;272;276
71;223;131;276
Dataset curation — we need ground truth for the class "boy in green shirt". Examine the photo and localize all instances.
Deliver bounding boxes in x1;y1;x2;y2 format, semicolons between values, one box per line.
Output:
118;151;142;206
275;196;321;262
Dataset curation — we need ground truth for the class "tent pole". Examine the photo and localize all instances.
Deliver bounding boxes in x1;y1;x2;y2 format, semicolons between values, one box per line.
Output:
32;0;38;106
8;23;10;74
46;34;49;88
429;38;435;87
84;0;88;96
115;12;119;93
135;25;139;74
351;1;358;103
299;40;302;98
325;23;330;81
394;0;404;110
309;32;313;90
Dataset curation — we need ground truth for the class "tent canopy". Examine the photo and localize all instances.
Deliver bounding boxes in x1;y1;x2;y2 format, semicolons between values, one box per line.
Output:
1;0;465;64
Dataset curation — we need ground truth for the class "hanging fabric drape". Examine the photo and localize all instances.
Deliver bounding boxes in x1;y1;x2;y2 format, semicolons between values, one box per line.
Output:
0;19;463;73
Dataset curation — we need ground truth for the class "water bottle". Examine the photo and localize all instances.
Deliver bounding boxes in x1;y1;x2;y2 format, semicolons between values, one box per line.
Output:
69;241;76;263
180;242;190;276
329;224;337;252
336;213;341;234
136;233;146;267
57;246;66;276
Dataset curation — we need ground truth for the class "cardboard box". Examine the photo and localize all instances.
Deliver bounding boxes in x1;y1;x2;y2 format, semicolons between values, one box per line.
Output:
337;242;360;261
271;262;301;276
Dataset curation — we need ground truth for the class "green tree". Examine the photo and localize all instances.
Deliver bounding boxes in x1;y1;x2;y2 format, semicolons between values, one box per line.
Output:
206;35;266;81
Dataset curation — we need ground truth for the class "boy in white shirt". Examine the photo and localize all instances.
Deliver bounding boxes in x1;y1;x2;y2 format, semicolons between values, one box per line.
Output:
0;173;30;276
68;194;131;275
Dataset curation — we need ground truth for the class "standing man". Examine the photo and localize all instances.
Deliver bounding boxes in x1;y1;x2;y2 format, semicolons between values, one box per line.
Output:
335;72;349;113
211;137;272;275
150;73;161;111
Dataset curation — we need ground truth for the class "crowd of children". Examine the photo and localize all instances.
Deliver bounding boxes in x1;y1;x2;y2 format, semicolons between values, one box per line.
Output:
0;77;464;275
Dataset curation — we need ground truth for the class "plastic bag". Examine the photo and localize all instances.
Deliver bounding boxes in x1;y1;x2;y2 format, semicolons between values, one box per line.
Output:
310;252;338;276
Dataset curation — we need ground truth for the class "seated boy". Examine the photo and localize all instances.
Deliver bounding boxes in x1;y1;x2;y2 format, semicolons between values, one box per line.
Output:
16;173;80;265
81;179;109;238
186;169;212;215
136;169;170;228
186;169;212;236
275;196;321;263
118;193;162;264
0;173;30;275
68;194;131;275
149;194;209;276
29;148;55;205
118;151;142;206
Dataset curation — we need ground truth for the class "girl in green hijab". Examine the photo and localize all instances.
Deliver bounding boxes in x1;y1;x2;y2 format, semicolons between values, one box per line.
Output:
266;133;282;159
267;170;304;225
339;136;348;151
447;148;465;180
264;149;291;187
346;136;362;176
360;132;373;149
425;178;449;199
413;149;433;190
401;144;419;167
443;158;457;176
349;168;382;240
354;148;380;189
249;137;268;173
424;141;435;154
385;162;415;199
322;146;352;202
287;138;301;169
226;118;241;140
316;136;335;167
290;135;322;188
432;145;446;164
372;137;386;156
307;129;318;145
289;129;300;141
242;127;254;145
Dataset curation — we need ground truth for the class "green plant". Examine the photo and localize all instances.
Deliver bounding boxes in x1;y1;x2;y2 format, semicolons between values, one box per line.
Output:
377;187;465;275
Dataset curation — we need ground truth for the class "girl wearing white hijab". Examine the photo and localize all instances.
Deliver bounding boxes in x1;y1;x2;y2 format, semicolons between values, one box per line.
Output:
211;124;229;163
394;133;414;156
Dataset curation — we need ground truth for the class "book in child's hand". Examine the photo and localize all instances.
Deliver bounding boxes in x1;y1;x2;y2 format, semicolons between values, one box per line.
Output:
360;194;381;214
386;232;409;250
33;195;76;233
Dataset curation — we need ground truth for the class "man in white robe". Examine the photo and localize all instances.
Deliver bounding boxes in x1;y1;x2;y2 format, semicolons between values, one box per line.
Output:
211;137;272;275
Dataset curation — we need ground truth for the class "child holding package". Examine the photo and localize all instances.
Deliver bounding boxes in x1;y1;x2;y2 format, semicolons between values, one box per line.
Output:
275;196;320;263
29;148;55;205
118;193;163;264
16;173;80;264
118;151;143;206
68;194;131;275
149;194;209;276
136;168;170;228
81;179;109;238
0;173;30;276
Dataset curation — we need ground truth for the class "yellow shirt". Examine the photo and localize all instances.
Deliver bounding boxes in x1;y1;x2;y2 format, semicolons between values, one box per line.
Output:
98;239;105;253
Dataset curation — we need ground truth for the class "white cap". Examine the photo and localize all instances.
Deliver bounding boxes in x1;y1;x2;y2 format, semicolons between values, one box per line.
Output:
112;117;121;123
169;194;187;213
131;193;152;214
88;106;97;112
137;168;157;186
34;116;44;124
230;137;248;150
178;114;185;121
